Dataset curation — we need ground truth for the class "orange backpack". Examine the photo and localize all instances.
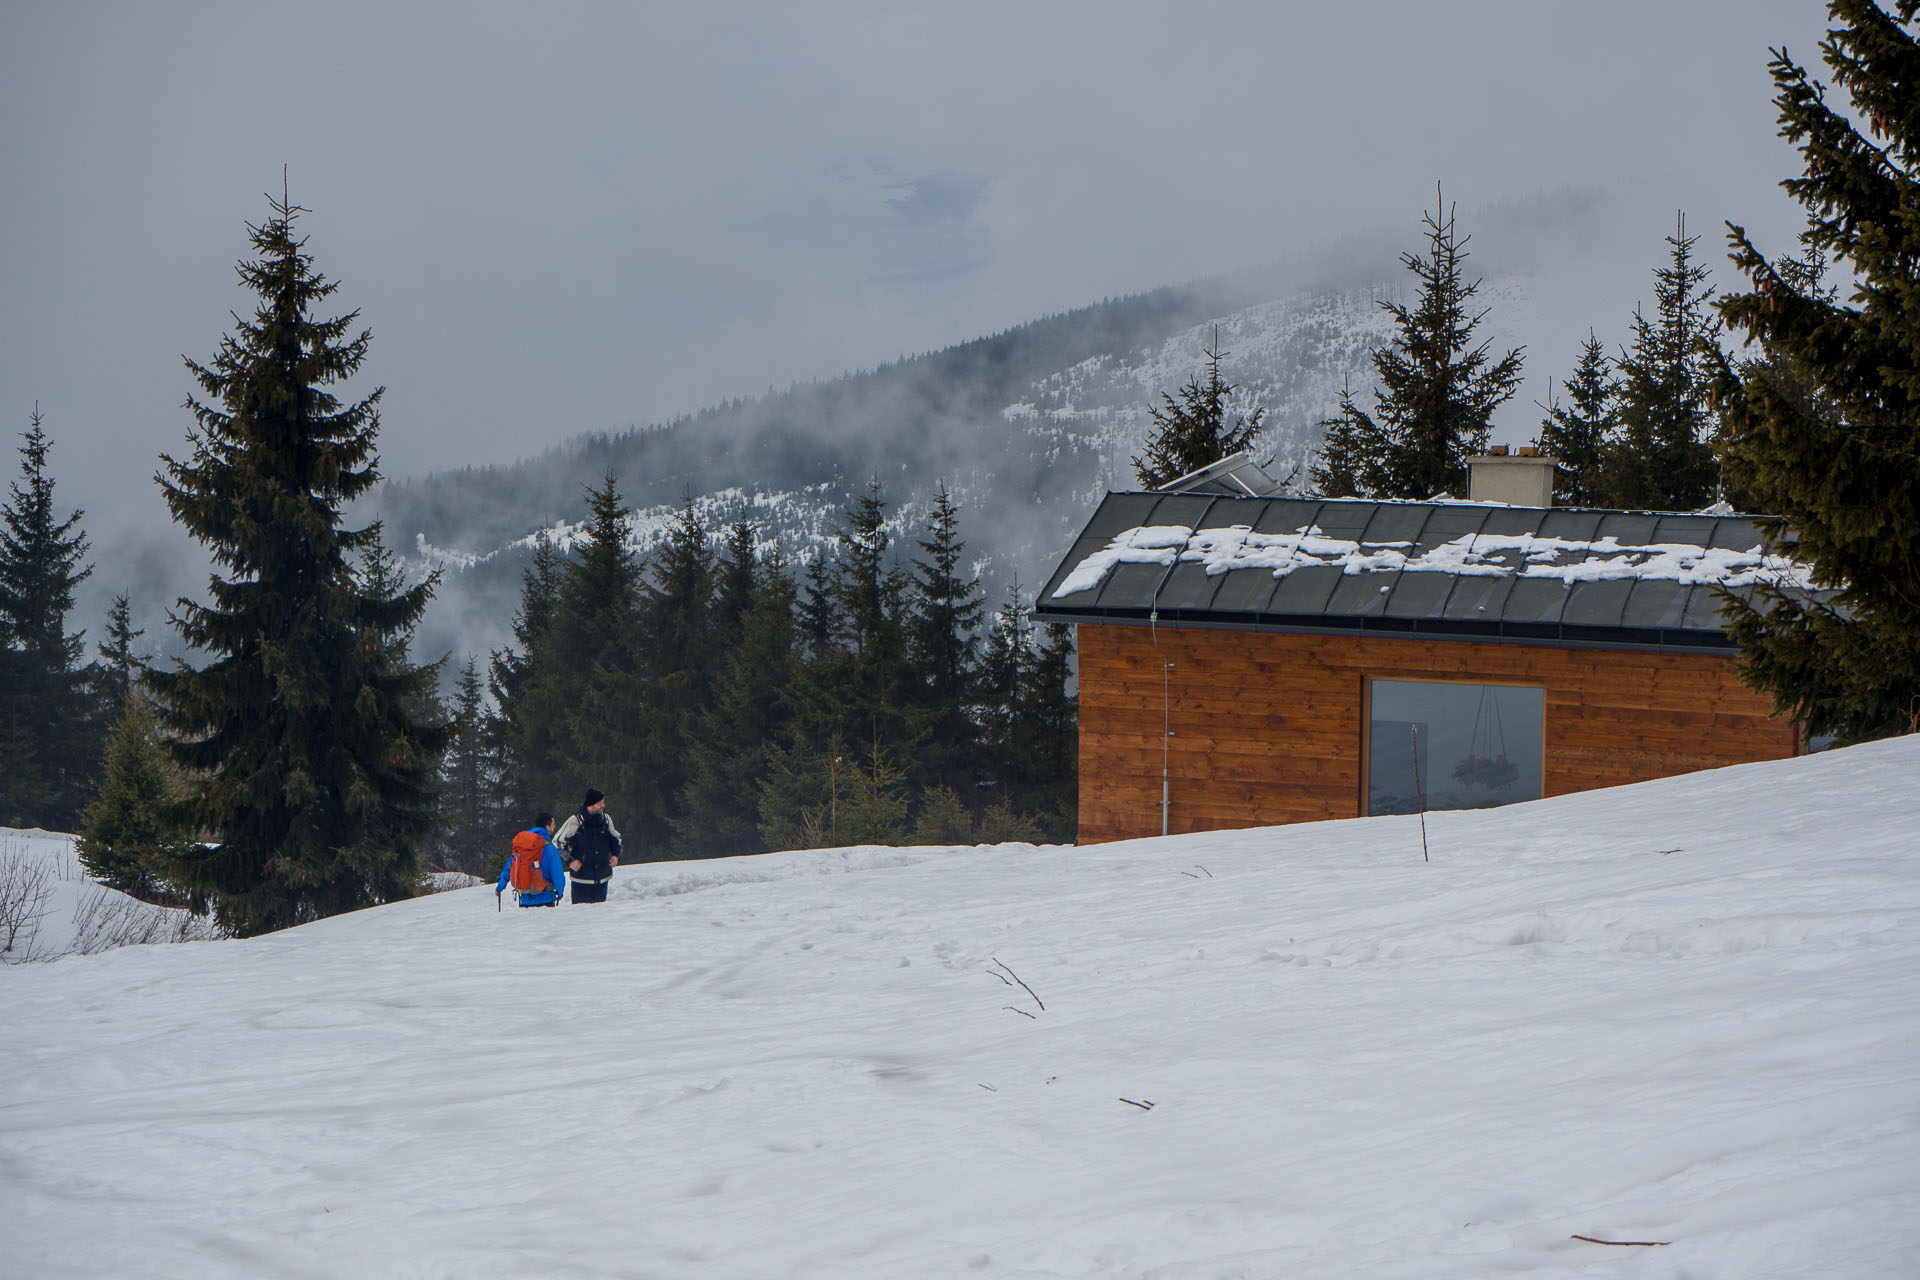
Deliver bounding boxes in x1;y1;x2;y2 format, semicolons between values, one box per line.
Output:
507;830;551;894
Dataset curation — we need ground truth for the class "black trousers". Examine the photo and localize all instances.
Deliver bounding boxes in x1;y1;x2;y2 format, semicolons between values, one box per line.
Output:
571;879;609;904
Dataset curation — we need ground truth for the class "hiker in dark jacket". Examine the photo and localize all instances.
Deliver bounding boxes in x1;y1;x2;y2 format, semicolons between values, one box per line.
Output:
553;788;622;904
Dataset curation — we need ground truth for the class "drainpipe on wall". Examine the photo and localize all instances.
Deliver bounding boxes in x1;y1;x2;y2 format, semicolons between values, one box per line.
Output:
1142;528;1194;840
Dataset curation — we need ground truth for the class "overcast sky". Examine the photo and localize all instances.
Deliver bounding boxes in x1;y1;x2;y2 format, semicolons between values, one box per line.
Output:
3;0;1830;566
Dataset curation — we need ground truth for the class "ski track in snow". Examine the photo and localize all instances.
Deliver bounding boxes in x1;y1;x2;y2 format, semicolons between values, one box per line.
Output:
4;737;1919;1277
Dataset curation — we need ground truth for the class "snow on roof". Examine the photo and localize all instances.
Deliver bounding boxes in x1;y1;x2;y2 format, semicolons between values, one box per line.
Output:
1049;522;1815;600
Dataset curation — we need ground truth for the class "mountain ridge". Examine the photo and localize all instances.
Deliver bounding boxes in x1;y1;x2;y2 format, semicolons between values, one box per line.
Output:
371;187;1642;664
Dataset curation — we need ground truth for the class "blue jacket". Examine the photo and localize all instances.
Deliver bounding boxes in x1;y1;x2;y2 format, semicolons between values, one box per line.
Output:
497;827;567;906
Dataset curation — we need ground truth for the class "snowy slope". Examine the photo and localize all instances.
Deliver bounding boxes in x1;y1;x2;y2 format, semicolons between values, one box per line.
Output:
5;737;1918;1278
0;830;221;962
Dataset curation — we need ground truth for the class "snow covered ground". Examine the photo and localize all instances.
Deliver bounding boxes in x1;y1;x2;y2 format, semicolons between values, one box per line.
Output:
5;737;1918;1278
0;830;221;962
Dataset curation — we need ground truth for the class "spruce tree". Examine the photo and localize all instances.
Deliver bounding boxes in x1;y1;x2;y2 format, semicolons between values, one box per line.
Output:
435;656;507;874
976;585;1077;839
0;407;99;830
1719;226;1841;514
1131;335;1267;488
1535;333;1617;506
547;476;647;837
636;497;715;852
489;533;565;817
709;518;758;642
821;483;922;758
976;582;1032;816
76;696;188;897
905;483;982;796
148;192;449;935
94;594;145;713
1599;214;1721;510
1018;620;1078;838
795;554;839;663
1712;1;1920;742
1312;189;1525;499
832;483;907;672
677;537;798;857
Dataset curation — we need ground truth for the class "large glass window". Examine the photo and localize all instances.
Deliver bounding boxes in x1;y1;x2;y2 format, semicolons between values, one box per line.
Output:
1367;679;1544;815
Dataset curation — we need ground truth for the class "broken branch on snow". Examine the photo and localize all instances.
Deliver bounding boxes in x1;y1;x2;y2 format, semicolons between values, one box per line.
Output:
989;957;1044;1011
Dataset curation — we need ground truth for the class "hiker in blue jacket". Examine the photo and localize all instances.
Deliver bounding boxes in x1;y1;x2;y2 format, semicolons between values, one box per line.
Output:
496;812;567;908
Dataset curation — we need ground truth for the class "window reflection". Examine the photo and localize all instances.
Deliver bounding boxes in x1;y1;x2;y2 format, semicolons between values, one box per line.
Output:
1368;680;1544;815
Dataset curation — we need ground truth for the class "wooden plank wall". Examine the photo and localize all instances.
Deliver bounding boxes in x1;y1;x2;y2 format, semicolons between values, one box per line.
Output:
1076;623;1797;844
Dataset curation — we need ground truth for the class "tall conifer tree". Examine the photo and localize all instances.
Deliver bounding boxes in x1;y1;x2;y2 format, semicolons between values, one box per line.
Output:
490;534;565;816
677;533;798;857
435;656;507;874
0;408;99;830
823;483;921;757
905;484;982;796
1312;189;1525;499
148;191;448;935
548;477;646;835
1535;334;1617;506
636;497;715;850
1713;1;1920;741
1599;215;1721;510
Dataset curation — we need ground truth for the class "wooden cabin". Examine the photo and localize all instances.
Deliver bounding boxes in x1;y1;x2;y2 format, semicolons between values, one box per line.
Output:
1035;453;1811;845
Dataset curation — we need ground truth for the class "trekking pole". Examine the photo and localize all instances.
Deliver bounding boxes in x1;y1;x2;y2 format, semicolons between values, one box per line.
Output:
496;889;502;912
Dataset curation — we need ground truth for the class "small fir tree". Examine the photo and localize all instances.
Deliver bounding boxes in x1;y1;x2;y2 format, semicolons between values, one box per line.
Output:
756;730;908;851
147;191;449;935
1535;333;1617;506
1312;188;1525;499
1712;2;1920;742
908;785;974;845
1131;334;1267;488
1598;214;1721;510
76;697;189;896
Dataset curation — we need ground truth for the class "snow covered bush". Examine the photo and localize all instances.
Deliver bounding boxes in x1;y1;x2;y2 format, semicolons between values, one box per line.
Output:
1;831;225;963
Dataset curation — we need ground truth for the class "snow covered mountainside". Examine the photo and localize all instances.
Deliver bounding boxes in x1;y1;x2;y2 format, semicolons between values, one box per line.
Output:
381;277;1426;662
5;736;1917;1277
372;181;1606;665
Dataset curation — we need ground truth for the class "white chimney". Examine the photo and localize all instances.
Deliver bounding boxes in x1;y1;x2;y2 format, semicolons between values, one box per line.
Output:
1468;446;1557;507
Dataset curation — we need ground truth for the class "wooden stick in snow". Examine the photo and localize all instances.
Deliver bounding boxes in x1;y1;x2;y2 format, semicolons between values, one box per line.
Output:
991;957;1044;1011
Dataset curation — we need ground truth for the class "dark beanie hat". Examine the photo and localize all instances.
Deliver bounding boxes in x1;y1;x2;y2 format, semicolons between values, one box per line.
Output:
584;788;605;808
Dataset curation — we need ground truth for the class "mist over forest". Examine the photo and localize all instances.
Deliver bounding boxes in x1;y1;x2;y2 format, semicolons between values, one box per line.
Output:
359;184;1694;668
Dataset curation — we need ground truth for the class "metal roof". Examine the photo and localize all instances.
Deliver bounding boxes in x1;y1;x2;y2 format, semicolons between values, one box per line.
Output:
1034;493;1821;653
